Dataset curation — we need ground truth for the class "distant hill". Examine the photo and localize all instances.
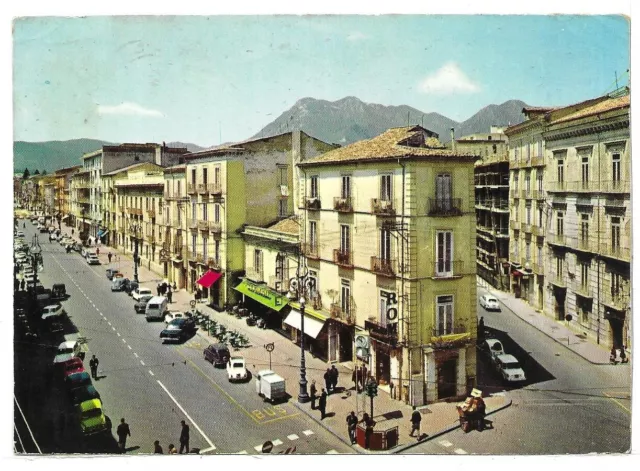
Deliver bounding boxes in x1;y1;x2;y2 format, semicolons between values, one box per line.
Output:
252;96;528;145
166;141;206;153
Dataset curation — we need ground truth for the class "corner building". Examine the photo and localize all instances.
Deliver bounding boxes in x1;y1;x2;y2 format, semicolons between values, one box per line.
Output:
298;126;479;405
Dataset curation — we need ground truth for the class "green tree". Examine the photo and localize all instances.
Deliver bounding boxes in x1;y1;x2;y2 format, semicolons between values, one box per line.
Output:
42;170;47;175
34;169;40;175
22;168;30;179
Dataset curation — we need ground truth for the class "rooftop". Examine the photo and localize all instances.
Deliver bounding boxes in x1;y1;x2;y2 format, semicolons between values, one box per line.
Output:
267;217;300;235
550;94;630;124
299;126;477;167
103;162;164;176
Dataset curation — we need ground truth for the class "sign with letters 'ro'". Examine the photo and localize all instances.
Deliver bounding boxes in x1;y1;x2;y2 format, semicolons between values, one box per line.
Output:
383;292;399;323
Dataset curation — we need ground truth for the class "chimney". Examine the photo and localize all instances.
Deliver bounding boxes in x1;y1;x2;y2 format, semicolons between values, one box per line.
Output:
450;128;456;152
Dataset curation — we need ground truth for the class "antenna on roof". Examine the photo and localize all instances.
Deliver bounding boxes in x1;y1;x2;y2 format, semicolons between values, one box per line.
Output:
407;111;410;126
421;115;424;127
615;70;619;90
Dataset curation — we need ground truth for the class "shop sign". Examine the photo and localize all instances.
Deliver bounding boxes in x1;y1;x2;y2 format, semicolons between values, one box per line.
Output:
383;292;399;322
246;280;283;306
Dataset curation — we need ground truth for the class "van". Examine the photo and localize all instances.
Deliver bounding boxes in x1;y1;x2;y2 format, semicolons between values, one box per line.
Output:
145;296;168;322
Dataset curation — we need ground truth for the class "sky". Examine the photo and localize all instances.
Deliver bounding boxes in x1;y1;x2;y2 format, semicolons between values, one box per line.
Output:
12;14;630;146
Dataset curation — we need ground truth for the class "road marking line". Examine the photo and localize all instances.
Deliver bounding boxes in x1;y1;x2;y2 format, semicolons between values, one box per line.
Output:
134;353;138;358
122;338;126;343
117;332;121;337
302;430;314;436
201;446;216;454
603;392;631;414
140;360;145;366
149;370;154;376
253;445;263;452
127;345;132;350
454;448;467;454
156;380;216;450
326;450;338;454
272;439;283;446
233;450;248;454
439;440;453;447
108;322;112;326
287;434;299;441
112;327;116;331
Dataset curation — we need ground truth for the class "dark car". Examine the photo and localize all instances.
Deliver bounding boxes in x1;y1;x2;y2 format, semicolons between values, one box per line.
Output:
64;371;92;391
160;318;197;343
124;280;139;296
203;343;231;368
105;268;120;280
70;384;101;406
51;283;67;300
111;277;129;292
134;294;154;313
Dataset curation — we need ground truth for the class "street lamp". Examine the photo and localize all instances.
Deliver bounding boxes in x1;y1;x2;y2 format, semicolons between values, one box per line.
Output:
30;235;42;309
129;221;141;283
287;261;315;404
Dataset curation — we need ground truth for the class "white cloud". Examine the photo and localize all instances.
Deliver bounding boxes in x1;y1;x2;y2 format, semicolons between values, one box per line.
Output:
419;62;480;95
97;102;165;118
346;31;369;41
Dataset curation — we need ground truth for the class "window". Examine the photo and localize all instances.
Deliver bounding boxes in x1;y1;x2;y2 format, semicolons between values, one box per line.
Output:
275;253;286;281
278;165;288;186
612;152;621;183
580;262;589;289
310;176;318;198
525;173;531;194
254;249;263;275
525;242;531;262
214;167;221;185
611;217;621;251
556;256;564;277
191;234;196;255
203;168;208;185
492;144;497;154
513;172;519;191
557;211;564;236
214;204;220;223
436;231;453;276
436;295;454;336
526;203;531;225
538;206;543;227
557;159;565;183
527;141;531;160
177;206;181;225
380;227;392;260
380;174;392;201
340;225;350;253
279;199;287;218
581;214;589;243
611;272;622;298
177;181;181;196
202;237;208;260
214;240;220;261
435;174;452;209
581;156;589;188
308;270;318;299
537;245;543;265
341;279;351;314
191;202;196;221
309;221;317;250
537;172;544;191
341;175;351;199
191;169;196;184
514;236;519;259
202;203;208;221
379;290;393;328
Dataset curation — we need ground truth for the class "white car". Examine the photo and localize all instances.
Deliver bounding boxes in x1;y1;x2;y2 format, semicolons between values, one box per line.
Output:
478;338;505;364
23;273;35;284
495;354;526;383
86;254;100;265
132;287;153;301
15;231;25;238
42;304;66;321
479;294;501;311
226;356;248;382
164;311;184;324
53;340;86;364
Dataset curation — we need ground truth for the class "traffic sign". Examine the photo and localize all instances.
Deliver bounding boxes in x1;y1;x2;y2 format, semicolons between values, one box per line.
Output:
261;440;273;453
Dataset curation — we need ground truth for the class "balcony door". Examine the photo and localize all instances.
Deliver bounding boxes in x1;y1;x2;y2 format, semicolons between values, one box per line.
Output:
436;295;454;336
436;231;453;276
340;225;350;254
436;174;452;210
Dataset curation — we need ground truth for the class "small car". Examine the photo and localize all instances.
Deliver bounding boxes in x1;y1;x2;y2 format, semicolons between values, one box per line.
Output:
70;384;101;406
105;268;120;280
15;231;25;238
479;294;501;311
51;283;67;300
59;357;85;378
160;318;197;343
226;356;248;382
124;280;139;296
77;399;109;436
132;287;153;301
495;354;526;383
86;254;100;265
203;344;230;368
64;371;92;391
111;277;129;292
134;294;154;313
477;338;505;364
164;311;184;324
41;304;66;321
53;340;86;364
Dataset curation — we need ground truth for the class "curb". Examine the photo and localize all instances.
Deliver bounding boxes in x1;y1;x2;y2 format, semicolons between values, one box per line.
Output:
392;398;513;454
478;285;609;366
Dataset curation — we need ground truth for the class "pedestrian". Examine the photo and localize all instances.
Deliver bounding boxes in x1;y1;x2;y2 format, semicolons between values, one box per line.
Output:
346;411;358;444
364;417;374;449
179;420;190;454
409;406;422;438
610;347;618;364
116;418;131;452
478;316;485;339
20;279;26;291
157;283;161;296
324;368;332;393
108;252;112;263
172;281;177;291
330;365;339;392
153;440;163;454
318;389;327;419
310;379;317;410
96;247;100;256
71;228;74;236
89;354;99;380
167;286;173;303
14;277;19;292
168;444;178;454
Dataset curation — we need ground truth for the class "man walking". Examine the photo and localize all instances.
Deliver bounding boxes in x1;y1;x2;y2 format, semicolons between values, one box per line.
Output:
324;368;332;394
20;278;26;291
167;286;173;303
309;379;317;410
318;389;327;420
89;354;99;380
153;440;163;454
179;420;190;454
116;418;131;452
108;252;113;263
346;411;358;444
330;365;339;392
409;406;422;438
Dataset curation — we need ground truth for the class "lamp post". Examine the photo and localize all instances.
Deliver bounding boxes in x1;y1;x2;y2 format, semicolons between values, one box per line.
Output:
30;235;42;310
287;260;315;404
129;221;141;283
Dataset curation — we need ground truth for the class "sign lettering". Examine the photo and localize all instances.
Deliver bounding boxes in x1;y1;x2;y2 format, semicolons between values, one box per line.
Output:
383;292;399;322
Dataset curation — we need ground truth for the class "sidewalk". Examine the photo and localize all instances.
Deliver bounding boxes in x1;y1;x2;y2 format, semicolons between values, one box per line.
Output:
59;229;512;453
477;280;612;364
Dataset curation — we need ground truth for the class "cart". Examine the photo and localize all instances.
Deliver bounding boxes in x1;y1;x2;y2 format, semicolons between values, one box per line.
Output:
456;389;489;433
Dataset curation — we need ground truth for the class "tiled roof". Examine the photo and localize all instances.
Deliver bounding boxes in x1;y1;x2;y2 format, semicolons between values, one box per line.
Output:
267;217;300;235
299;126;476;166
103;162;163;176
550;95;630;124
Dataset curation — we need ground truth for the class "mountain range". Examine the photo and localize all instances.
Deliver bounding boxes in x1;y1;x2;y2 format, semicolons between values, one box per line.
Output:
14;97;528;173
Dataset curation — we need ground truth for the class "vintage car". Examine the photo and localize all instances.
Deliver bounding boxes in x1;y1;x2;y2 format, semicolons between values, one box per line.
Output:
203;344;230;368
160;318;197;343
226;356;248;383
77;399;109;436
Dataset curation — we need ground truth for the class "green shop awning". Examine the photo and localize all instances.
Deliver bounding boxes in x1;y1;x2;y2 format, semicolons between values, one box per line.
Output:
234;279;288;312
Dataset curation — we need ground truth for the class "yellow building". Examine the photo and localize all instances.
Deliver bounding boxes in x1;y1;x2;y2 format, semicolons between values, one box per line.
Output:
54;166;81;227
297;126;479;405
162;164;188;289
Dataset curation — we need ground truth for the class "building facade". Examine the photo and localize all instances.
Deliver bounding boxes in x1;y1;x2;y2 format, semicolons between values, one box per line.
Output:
298;126;479;405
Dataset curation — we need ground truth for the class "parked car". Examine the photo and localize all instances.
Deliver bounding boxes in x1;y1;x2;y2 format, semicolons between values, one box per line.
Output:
51;283;67;300
111;277;129;292
58;357;85;378
86;253;100;265
64;371;92;391
203;344;230;368
132;287;153;301
124;280;139;296
480;294;501;311
77;399;110;436
164;311;184;324
53;340;87;364
495;354;527;383
41;304;66;321
70;384;101;406
105;268;120;280
134;294;154;313
226;356;248;382
159;318;197;343
477;338;505;364
15;230;25;238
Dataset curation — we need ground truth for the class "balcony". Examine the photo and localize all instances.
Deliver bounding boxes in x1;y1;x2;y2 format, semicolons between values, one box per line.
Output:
432;324;469;338
430;260;464;278
118;223;126;232
187;184;197;195
547;234;568;247
364;319;398;345
522;223;532;233
574;285;592;299
301;242;319;260
495;227;509;238
371;256;396;277
208;257;221;270
78;197;91;205
305;197;321;211
334;197;353;213
531;225;543;237
188;220;198;230
510;160;521;169
549;273;567;289
602;290;628;311
532;190;545;200
522;189;533;199
147;209;156;218
547;181;567;192
208;183;223;195
128;208;143;216
371;198;395;216
330;303;354;324
333;249;353;268
575;238;596;253
510;220;521;231
245;267;264;283
599;244;630;263
532;262;544;275
531;155;545;167
601;180;630;193
197;220;208;231
427;198;462;216
209;221;222;234
268;276;290;293
197;184;209;195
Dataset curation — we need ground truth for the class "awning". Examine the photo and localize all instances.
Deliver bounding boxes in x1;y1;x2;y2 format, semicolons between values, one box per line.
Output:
97;230;105;237
197;270;222;288
234;279;288;312
284;310;327;339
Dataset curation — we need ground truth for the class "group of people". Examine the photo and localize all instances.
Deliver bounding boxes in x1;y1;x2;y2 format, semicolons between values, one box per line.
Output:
118;419;192;454
323;365;340;393
345;411;376;448
157;281;176;303
307;365;341;420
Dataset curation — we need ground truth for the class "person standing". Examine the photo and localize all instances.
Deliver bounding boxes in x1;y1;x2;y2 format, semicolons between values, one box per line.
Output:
364;417;374;449
409;406;422;438
96;246;100;256
346;411;358;444
318;389;327;420
309;379;317;410
179;420;190;454
167;286;173;303
20;278;26;291
108;252;113;263
478;316;485;340
157;283;161;296
89;355;99;380
330;365;339;392
153;440;163;454
324;368;332;394
116;418;131;452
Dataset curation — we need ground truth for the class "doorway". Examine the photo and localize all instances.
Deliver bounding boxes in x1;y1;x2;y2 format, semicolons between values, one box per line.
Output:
437;358;457;399
608;316;624;349
554;289;566;320
376;347;390;385
338;326;353;362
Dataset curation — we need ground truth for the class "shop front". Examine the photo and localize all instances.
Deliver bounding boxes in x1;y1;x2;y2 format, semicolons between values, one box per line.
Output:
234;279;289;332
197;269;223;306
283;308;329;361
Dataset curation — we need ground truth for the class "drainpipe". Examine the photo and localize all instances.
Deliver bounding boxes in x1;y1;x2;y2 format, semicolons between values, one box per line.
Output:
398;158;409;403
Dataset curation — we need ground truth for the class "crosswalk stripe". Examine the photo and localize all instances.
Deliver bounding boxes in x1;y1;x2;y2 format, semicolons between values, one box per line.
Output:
234;450;248;454
253;445;263;452
287;434;299;441
326;450;339;454
454;448;467;454
272;439;283;446
302;430;314;436
439;440;453;447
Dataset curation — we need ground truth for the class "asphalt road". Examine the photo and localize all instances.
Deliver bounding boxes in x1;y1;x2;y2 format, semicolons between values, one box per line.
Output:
406;285;632;455
15;222;352;455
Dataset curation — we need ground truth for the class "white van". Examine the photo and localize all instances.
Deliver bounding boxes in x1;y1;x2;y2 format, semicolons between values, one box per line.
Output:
145;296;168;322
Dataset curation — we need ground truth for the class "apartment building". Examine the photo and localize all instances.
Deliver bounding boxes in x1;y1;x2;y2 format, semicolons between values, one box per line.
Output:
456;127;511;290
54;165;81;226
181;131;336;309
297;126;479;406
163;164;188;289
507;91;630;351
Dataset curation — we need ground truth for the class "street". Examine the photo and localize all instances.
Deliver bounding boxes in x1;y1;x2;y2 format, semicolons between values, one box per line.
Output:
14;221;352;455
